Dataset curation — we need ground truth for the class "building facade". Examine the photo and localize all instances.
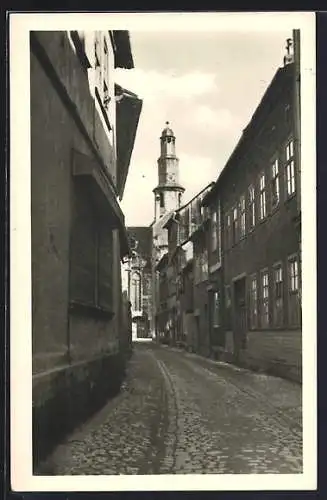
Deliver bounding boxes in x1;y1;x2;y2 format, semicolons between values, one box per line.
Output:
31;30;142;466
202;31;302;381
156;183;214;348
121;227;152;340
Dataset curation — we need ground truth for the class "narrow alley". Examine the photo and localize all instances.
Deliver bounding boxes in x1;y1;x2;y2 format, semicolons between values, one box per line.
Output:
38;343;302;476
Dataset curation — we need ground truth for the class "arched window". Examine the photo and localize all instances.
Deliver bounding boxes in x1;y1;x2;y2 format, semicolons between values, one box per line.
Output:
131;272;141;311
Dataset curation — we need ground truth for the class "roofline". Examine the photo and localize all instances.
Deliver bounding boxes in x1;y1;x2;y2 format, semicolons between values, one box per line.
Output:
163;212;178;229
176;182;215;213
204;63;294;203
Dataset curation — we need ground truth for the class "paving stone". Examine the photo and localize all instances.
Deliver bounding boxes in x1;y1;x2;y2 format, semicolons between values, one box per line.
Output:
39;344;302;475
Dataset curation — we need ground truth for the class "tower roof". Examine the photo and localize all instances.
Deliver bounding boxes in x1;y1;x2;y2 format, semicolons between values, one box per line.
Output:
161;121;175;138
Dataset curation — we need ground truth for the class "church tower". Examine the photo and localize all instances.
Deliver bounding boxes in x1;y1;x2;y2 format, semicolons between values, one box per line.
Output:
153;122;185;220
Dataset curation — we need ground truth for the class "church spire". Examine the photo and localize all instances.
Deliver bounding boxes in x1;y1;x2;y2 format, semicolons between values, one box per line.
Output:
153;122;185;221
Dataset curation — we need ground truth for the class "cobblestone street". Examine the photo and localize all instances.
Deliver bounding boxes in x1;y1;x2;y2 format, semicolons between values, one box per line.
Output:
39;343;302;475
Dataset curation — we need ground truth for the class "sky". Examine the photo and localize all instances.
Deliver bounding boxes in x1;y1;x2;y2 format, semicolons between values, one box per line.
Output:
115;29;291;227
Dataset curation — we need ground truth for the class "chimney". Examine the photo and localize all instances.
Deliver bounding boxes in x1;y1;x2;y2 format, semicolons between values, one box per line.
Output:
283;37;294;66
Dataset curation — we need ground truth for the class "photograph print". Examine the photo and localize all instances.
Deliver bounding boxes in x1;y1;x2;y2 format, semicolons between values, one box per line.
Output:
10;11;316;492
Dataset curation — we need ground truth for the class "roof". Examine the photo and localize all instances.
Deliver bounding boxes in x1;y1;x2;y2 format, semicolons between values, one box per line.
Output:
177;182;215;213
115;84;143;200
202;62;294;205
127;226;152;268
161;121;175;138
112;31;134;69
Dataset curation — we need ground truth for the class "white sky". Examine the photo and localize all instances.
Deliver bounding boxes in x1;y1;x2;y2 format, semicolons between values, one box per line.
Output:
116;30;291;226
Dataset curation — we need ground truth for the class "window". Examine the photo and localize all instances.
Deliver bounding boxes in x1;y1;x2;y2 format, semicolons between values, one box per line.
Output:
239;195;246;238
225;285;231;307
217;201;222;262
103;39;110;109
260;270;269;327
232;206;238;244
211;210;217;251
249;274;258;329
225;285;232;329
248;185;255;230
212;291;220;327
94;32;102;90
226;213;231;249
178;192;182;207
273;264;283;326
131;272;141;311
289;257;299;292
160;192;165;208
285;139;296;197
201;248;209;281
70;185;113;311
259;173;267;220
288;255;301;326
103;38;109;85
271;159;280;208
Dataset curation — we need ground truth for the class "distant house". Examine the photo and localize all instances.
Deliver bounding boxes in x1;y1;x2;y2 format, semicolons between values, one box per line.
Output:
160;183;214;349
31;30;142;466
122;226;152;339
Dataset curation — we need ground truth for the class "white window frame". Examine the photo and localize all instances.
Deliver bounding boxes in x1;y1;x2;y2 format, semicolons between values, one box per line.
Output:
271;158;280;208
259;173;267;220
248;184;255;230
285;138;296;197
239;194;246;238
260;269;269;328
232;206;238;244
249;273;258;329
288;255;299;293
273;262;283;327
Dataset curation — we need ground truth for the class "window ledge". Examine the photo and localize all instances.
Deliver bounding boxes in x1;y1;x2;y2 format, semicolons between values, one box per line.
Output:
69;301;115;320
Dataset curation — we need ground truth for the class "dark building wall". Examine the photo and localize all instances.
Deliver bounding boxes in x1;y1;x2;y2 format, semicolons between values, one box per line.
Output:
31;32;134;467
221;66;300;328
31;38;119;373
31;48;74;370
215;64;301;381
